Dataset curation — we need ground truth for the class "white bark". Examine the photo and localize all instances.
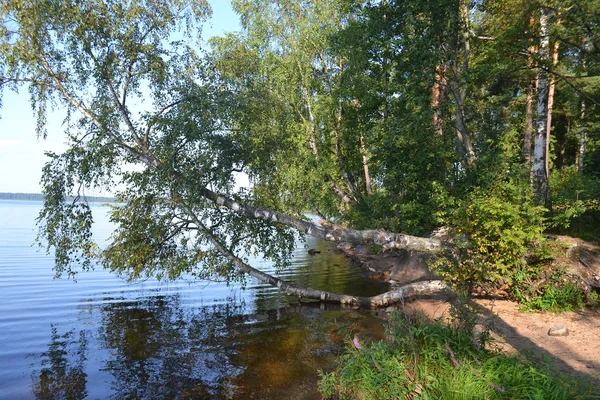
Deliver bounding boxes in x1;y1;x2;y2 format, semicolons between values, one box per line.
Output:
523;84;534;165
579;101;586;172
533;8;550;205
199;187;444;253
545;39;560;178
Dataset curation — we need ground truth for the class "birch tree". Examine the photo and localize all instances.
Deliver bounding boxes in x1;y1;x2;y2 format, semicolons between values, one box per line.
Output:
0;0;444;307
533;6;550;205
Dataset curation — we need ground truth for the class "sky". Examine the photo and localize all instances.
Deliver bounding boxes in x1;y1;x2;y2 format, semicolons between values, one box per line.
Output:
0;1;240;195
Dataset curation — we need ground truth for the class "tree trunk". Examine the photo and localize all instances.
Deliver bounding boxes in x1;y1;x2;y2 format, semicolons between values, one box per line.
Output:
533;8;550;205
352;100;373;195
451;0;476;165
432;64;446;136
334;98;359;200
198;187;444;253
187;208;446;307
523;83;534;165
545;38;560;178
578;101;586;172
307;96;318;157
359;130;373;195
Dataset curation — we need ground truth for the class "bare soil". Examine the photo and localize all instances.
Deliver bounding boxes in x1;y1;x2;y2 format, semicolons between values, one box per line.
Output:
399;298;600;386
341;238;600;386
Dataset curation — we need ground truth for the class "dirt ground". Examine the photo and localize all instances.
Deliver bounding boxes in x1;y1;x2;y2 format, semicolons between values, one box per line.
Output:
399;297;600;386
340;236;600;386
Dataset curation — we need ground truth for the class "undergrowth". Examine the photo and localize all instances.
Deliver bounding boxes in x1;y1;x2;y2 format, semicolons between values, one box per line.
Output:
318;296;599;400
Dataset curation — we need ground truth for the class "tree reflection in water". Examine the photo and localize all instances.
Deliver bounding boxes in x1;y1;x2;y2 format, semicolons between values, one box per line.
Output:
31;326;88;400
30;292;385;399
98;294;245;399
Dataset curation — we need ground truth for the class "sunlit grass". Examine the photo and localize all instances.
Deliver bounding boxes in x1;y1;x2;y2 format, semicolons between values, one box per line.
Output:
319;306;599;400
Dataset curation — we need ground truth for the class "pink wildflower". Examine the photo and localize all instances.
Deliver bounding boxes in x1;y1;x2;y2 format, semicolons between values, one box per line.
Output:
353;336;361;350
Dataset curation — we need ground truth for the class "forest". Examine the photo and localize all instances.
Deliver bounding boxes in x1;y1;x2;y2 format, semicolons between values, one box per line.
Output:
1;0;599;306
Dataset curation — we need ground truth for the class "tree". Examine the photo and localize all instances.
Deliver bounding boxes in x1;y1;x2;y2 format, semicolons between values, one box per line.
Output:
0;0;443;307
3;0;599;308
533;6;551;205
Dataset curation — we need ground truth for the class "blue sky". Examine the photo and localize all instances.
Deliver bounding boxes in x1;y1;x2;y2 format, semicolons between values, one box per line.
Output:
0;1;240;194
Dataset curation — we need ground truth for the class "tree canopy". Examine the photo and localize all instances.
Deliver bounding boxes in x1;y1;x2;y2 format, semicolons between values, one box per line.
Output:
2;0;599;306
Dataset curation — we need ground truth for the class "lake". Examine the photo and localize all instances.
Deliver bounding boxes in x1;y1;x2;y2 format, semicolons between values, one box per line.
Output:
0;200;389;399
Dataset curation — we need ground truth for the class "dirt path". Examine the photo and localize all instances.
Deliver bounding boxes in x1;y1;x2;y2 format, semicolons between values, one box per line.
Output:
401;298;600;386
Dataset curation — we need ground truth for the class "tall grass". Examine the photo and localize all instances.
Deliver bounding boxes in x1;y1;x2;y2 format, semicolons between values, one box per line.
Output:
319;300;599;399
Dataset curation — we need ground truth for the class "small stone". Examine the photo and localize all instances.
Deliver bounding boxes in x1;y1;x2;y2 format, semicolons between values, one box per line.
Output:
548;325;569;336
385;306;396;313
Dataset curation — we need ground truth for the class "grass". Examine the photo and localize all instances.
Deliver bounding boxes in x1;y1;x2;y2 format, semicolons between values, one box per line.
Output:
318;300;599;400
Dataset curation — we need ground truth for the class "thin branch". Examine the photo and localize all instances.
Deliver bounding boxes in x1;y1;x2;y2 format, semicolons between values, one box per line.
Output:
38;53;159;167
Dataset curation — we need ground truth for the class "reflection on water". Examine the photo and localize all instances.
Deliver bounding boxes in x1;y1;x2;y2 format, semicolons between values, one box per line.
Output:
31;327;88;400
0;200;389;399
31;297;385;399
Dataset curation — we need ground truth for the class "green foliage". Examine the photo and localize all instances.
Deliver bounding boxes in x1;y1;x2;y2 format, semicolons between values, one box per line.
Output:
548;166;600;242
518;283;587;313
4;0;600;296
435;166;546;292
319;304;598;400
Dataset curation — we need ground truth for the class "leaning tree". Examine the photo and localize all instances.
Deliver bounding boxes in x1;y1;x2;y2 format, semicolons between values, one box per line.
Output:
1;0;446;307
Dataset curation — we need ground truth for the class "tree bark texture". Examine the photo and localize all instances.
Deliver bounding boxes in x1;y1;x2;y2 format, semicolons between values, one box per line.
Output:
198;187;444;253
545;38;560;178
181;201;446;308
533;8;550;205
579;101;586;172
523;84;534;165
359;130;373;195
432;64;446;136
451;0;476;165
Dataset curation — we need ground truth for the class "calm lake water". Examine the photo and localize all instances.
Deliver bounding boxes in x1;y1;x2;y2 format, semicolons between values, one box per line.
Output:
0;200;389;399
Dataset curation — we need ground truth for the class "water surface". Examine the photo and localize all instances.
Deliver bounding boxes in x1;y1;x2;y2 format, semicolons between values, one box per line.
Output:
0;200;388;399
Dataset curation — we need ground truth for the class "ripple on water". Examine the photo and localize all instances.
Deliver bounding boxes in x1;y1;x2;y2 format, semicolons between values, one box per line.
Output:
0;200;389;399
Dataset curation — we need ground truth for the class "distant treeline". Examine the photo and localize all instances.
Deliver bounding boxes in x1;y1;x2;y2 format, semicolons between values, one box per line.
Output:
0;192;116;203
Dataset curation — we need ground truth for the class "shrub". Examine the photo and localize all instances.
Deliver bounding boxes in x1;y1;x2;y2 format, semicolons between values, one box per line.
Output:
548;166;600;242
434;168;547;293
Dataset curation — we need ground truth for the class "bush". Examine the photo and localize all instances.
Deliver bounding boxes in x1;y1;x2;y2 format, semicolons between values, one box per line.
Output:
434;168;547;293
548;166;600;242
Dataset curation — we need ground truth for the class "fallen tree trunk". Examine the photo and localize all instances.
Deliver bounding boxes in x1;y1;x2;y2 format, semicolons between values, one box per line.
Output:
199;187;444;253
184;201;446;307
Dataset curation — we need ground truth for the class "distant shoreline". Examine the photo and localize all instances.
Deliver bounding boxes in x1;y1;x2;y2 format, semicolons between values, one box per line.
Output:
0;192;117;203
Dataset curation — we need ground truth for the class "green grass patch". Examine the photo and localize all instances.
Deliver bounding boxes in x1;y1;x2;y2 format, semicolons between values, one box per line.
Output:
319;305;598;399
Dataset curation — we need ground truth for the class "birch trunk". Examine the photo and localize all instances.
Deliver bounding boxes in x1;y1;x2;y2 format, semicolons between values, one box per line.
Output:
199;187;444;253
359;130;373;195
451;0;476;165
523;84;534;165
188;208;445;307
578;101;586;172
533;8;550;205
